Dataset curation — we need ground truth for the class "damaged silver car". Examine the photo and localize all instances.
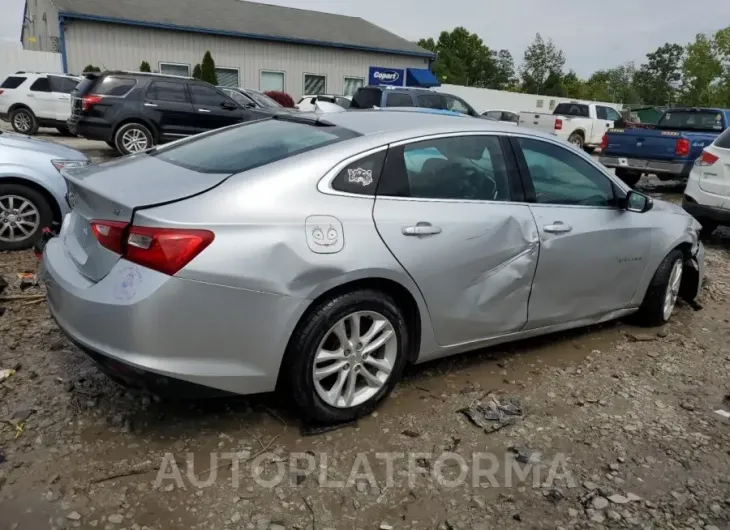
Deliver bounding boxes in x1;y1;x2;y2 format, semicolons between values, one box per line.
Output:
42;110;704;423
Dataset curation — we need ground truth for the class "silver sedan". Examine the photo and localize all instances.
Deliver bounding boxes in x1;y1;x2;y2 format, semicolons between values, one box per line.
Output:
43;110;704;423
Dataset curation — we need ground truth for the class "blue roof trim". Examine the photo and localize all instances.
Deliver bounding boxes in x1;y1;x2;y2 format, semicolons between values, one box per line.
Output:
57;11;436;59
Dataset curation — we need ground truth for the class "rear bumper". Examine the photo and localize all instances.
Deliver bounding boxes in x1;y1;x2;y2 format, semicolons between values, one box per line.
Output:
42;236;310;396
67;117;113;142
599;157;693;179
682;197;730;224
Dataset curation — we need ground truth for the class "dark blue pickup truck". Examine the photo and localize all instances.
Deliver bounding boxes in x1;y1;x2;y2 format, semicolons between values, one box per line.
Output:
599;107;730;187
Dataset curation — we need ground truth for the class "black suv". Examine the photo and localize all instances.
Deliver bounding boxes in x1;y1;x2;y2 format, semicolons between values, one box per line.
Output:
68;71;273;155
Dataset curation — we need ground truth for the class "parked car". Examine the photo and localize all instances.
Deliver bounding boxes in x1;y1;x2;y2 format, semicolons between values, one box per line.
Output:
217;86;285;111
68;71;263;155
0;72;80;135
43;110;704;423
297;94;351;111
519;102;625;152
600;108;730;187
350;86;482;117
682;126;730;238
483;109;519;125
0;131;89;250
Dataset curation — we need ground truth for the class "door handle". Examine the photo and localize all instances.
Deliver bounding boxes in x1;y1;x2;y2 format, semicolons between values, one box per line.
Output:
58;96;68;100
402;222;442;237
144;103;158;107
543;222;573;234
198;109;211;113
27;93;35;98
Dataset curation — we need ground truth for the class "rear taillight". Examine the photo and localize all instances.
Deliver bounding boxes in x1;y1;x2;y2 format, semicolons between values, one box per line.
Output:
676;138;690;157
696;150;719;166
554;118;563;131
0;89;4;95
82;94;103;112
90;221;214;276
600;133;608;150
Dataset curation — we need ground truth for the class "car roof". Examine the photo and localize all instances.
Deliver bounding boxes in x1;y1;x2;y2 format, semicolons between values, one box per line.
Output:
321;109;528;137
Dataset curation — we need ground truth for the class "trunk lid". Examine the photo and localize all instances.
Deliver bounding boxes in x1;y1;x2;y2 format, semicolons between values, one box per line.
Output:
604;128;682;161
61;153;230;282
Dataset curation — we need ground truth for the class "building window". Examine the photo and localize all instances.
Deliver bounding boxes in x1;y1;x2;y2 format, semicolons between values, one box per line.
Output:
159;62;190;77
215;67;240;88
343;77;364;97
304;74;326;95
549;99;556;110
260;71;284;93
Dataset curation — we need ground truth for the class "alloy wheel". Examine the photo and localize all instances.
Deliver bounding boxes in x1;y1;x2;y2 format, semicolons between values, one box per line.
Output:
121;128;149;153
662;260;683;320
0;195;40;243
313;311;398;408
13;112;32;133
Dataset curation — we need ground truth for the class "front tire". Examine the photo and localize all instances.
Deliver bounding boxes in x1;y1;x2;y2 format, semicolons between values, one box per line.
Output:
0;183;53;251
634;249;684;327
10;108;38;135
615;168;642;187
114;122;154;155
287;289;409;423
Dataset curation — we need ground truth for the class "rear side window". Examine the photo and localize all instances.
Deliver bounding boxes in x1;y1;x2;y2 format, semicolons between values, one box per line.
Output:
331;151;386;195
1;76;26;89
154;118;360;174
715;127;730;149
658;110;725;132
49;76;78;94
92;76;137;96
30;78;51;92
555;103;589;117
385;92;414;107
350;88;381;109
147;81;189;103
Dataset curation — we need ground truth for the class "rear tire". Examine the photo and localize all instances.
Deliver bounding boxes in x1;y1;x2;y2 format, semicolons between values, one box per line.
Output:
114;122;154;155
568;132;584;149
10;108;38;135
0;183;53;251
615;168;642;187
634;249;684;327
584;146;596;154
286;289;409;423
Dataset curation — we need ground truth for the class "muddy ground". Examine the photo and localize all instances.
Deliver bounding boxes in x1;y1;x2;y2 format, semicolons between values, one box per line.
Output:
1;134;730;529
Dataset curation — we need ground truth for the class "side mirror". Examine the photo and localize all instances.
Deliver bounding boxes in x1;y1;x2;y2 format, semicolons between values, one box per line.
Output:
625;190;653;213
221;100;237;110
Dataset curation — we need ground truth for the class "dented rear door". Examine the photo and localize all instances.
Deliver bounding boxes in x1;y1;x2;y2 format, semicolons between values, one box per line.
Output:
372;134;540;347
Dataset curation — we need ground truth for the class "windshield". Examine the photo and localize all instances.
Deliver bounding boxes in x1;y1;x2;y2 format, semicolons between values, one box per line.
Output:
154;118;359;174
247;90;281;108
658;110;725;131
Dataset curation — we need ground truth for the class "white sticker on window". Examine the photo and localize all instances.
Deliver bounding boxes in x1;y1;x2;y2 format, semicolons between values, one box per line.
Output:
306;215;344;254
347;167;373;186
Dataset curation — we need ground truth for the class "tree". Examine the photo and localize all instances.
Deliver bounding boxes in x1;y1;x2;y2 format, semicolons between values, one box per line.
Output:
192;64;202;80
582;63;639;103
83;64;101;73
713;26;730;106
681;33;722;106
139;61;151;72
493;49;516;90
633;43;684;105
520;33;566;94
561;70;586;99
200;51;218;85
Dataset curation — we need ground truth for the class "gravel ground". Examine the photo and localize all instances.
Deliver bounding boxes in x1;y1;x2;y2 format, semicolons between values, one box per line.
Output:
1;128;729;529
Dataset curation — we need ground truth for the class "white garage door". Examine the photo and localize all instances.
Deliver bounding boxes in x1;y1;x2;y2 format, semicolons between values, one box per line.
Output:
216;68;239;87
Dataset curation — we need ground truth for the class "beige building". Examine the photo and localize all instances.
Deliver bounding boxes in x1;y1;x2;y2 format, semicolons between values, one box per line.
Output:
21;0;435;98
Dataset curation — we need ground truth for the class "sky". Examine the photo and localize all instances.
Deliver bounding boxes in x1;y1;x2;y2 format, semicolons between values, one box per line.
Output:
2;0;730;77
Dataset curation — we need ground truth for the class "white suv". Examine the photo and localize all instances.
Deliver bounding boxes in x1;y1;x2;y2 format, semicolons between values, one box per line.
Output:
0;72;80;135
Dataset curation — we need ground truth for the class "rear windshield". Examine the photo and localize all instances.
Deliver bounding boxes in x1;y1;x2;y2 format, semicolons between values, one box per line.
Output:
154;118;360;174
715;126;730;149
658;110;725;131
91;76;137;96
1;76;26;89
350;88;381;109
554;103;589;117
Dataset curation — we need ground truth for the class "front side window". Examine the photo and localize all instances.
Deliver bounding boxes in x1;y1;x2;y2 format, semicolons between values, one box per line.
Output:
331;151;386;195
247;90;281;108
416;93;447;110
380;135;512;201
225;90;254;107
147;81;189;103
596;106;609;120
304;74;326;95
485;111;502;121
503;112;519;123
260;71;284;93
444;95;472;115
29;77;51;92
154;119;360;174
386;92;414;107
335;97;351;109
605;107;622;122
190;84;227;107
517;137;614;207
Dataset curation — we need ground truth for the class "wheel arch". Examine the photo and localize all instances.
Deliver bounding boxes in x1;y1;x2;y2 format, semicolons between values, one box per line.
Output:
8;103;33;114
0;176;62;224
568;128;586;139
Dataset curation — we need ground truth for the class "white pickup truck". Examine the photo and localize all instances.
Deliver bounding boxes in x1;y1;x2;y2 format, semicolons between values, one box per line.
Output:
518;102;625;152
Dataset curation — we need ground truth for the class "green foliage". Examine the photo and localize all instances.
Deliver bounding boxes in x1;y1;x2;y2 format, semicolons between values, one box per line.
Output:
520;33;566;94
192;64;202;80
680;33;722;106
83;65;101;73
633;43;684;105
139;61;151;72
200;51;218;85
